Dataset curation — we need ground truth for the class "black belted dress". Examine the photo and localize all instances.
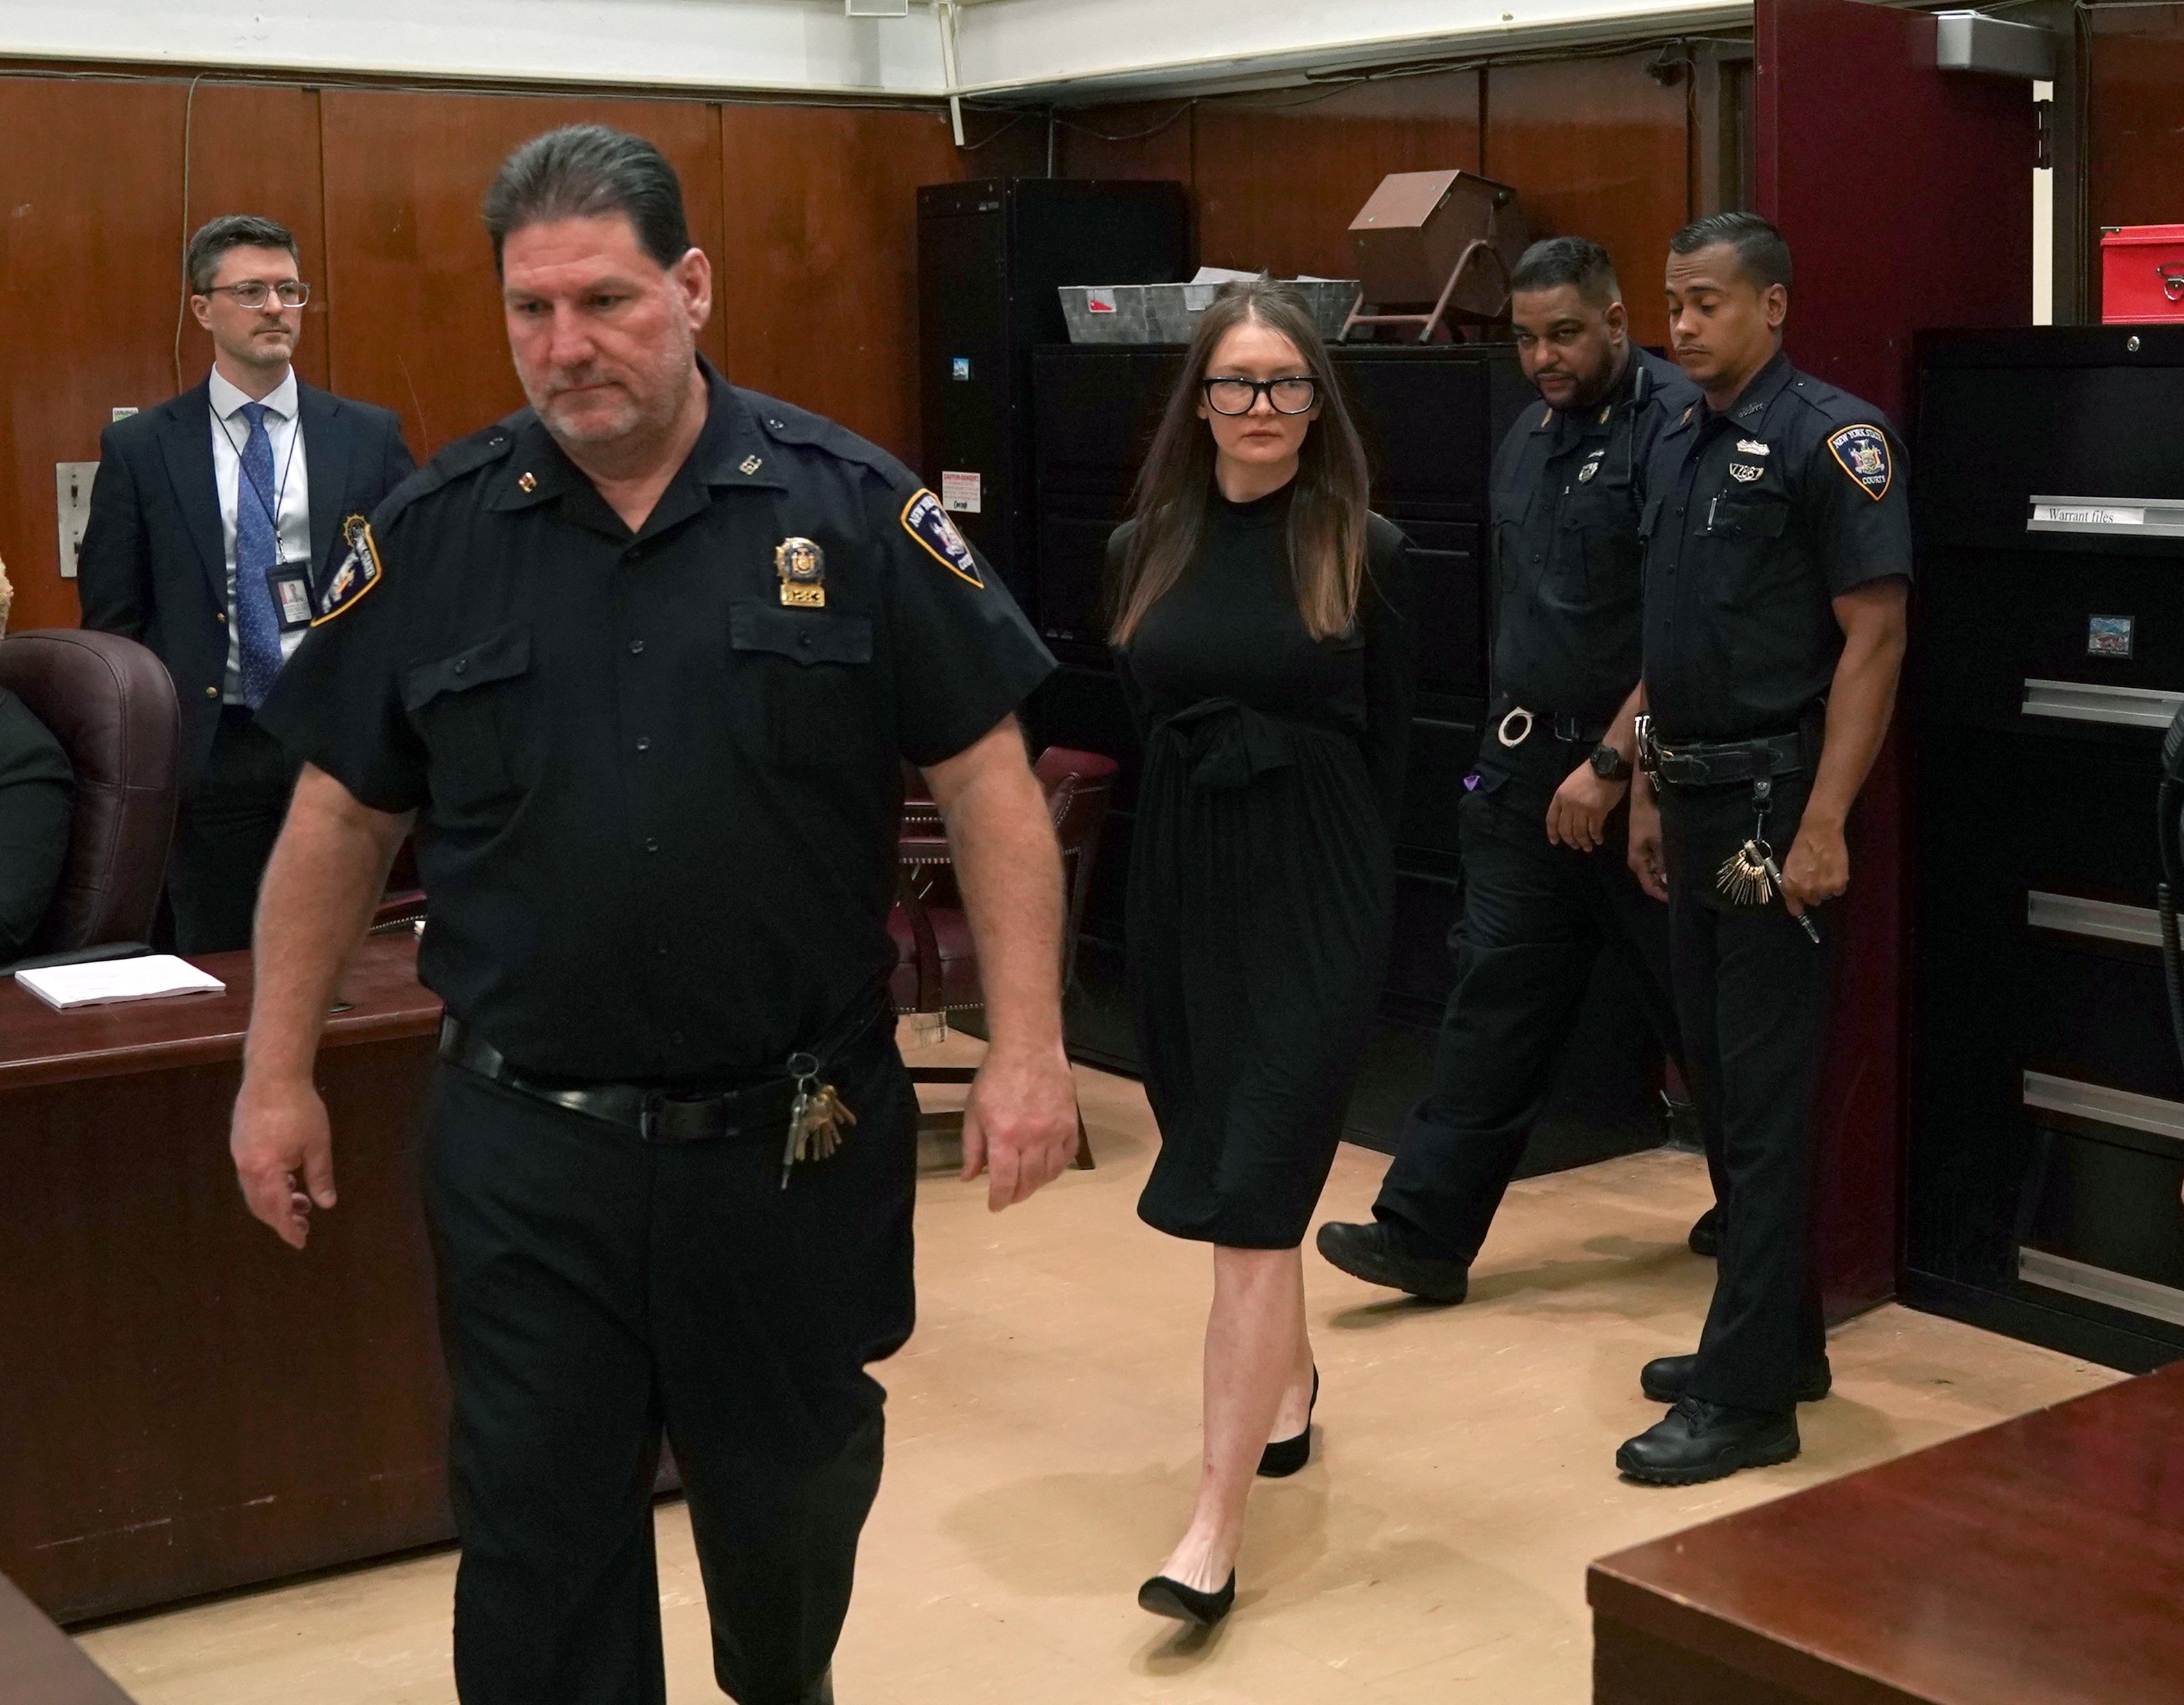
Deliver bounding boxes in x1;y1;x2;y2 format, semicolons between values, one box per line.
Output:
1111;484;1416;1249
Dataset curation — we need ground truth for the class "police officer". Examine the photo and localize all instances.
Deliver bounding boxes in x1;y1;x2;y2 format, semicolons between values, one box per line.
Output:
1317;237;1705;1303
1616;212;1910;1485
229;126;1080;1704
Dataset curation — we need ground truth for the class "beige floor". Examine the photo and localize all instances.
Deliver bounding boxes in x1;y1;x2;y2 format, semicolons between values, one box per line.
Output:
80;1043;2119;1704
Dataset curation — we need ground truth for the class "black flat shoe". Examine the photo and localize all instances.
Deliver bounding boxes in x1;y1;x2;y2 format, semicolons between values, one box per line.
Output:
1687;1205;1723;1258
1639;1351;1831;1406
1257;1366;1318;1478
1616;1397;1799;1486
1138;1571;1236;1627
1315;1221;1470;1303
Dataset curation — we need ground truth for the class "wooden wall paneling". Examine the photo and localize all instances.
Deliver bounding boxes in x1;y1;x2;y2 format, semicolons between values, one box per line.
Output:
2087;4;2184;318
1482;53;1693;348
177;83;332;396
318;90;727;461
1054;99;1196;186
0;77;183;633
718;103;964;464
1191;72;1482;281
0;78;329;636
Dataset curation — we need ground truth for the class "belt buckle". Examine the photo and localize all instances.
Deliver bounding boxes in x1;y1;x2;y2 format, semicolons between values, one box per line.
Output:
1496;706;1535;748
638;1093;667;1143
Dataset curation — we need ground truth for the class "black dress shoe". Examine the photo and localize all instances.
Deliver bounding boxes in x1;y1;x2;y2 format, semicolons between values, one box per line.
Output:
1138;1571;1236;1627
1639;1352;1831;1406
1257;1366;1318;1478
1314;1221;1469;1303
1616;1397;1800;1485
1687;1205;1723;1257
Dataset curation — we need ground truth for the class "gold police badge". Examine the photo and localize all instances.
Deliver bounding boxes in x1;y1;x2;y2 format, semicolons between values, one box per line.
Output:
775;536;826;607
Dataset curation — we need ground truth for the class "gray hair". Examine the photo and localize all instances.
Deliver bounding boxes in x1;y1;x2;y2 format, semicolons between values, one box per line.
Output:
483;125;691;275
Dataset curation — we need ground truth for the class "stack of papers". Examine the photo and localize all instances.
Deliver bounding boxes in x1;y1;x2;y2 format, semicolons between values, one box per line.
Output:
14;955;227;1011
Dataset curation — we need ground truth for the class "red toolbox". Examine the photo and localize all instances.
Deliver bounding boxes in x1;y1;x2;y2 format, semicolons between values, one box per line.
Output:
2101;224;2184;322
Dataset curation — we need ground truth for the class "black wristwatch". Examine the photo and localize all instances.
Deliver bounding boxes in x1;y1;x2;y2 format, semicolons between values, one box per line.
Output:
1589;743;1633;782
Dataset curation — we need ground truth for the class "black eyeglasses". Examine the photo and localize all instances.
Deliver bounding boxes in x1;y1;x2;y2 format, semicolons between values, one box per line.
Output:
202;281;311;308
1201;375;1319;417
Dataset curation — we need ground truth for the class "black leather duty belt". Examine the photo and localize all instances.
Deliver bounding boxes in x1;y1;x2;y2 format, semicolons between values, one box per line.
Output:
438;1015;799;1144
1640;727;1810;790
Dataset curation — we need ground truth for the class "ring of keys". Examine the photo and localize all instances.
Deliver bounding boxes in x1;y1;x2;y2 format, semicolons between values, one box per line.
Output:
782;1053;857;1189
1716;837;1778;907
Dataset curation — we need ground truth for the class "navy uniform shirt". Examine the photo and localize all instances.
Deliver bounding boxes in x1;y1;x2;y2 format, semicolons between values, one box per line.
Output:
1488;345;1698;734
1639;349;1913;743
258;359;1054;1085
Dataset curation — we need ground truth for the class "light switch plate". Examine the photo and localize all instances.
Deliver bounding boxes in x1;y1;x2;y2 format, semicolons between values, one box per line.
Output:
56;461;97;580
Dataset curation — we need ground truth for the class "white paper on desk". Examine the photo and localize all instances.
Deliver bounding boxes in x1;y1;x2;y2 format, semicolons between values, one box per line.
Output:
1191;265;1261;285
13;955;226;1010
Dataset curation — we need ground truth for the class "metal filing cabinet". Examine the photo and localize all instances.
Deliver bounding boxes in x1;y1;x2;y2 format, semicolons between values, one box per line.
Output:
1908;327;2184;1369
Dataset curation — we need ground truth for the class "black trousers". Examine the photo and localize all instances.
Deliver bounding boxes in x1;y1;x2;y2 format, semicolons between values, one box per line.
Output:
1372;782;1688;1265
167;706;298;954
422;1039;917;1705
1660;776;1833;1413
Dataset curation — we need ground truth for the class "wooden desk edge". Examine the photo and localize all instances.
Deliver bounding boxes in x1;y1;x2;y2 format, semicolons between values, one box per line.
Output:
1587;1561;1927;1705
0;1005;442;1094
0;1574;135;1704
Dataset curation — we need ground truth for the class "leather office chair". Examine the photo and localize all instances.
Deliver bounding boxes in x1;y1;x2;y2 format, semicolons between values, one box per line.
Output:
0;628;179;963
893;746;1119;1169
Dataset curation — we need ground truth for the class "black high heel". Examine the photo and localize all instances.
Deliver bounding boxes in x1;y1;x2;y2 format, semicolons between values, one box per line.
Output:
1257;1366;1318;1478
1138;1570;1237;1627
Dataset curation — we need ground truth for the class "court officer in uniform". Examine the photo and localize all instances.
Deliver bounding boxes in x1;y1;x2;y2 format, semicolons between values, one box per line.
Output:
1318;236;1708;1303
229;126;1080;1705
1616;212;1910;1485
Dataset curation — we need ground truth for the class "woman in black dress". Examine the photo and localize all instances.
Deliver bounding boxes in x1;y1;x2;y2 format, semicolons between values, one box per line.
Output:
1111;279;1414;1624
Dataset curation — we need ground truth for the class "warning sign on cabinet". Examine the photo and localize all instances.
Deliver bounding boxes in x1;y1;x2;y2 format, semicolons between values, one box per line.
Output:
941;471;982;514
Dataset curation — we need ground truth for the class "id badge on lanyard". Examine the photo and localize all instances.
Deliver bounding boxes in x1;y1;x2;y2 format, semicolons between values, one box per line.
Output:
269;561;317;632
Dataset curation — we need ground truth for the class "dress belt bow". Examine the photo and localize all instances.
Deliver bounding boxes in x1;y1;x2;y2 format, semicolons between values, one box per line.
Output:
1157;698;1300;789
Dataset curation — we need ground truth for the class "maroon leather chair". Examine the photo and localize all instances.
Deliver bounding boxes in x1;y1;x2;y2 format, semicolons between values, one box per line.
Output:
0;628;180;959
893;746;1120;1168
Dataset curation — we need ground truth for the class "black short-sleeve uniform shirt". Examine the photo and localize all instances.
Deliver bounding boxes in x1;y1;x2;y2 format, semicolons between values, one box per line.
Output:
1488;346;1698;732
258;359;1054;1085
1639;349;1913;743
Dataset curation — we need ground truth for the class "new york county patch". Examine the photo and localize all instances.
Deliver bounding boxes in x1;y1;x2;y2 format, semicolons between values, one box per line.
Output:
1826;425;1893;502
311;513;385;625
902;488;984;588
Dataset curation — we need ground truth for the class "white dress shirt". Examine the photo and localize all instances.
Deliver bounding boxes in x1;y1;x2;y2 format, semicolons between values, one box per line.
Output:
208;368;313;702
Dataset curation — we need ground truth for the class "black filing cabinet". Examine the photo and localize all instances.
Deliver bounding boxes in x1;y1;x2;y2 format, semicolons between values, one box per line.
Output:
916;180;1191;613
1909;327;2184;1369
1026;343;1673;1164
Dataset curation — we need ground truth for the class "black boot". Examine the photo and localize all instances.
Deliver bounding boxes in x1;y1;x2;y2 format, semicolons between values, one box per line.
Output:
1687;1205;1723;1257
1639;1352;1831;1405
1616;1397;1800;1485
1314;1221;1469;1303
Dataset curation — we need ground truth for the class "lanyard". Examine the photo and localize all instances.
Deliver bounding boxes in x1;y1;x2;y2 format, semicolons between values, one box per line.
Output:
215;400;303;555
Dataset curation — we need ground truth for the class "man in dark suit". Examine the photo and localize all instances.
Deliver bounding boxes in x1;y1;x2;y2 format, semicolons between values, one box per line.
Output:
78;214;415;953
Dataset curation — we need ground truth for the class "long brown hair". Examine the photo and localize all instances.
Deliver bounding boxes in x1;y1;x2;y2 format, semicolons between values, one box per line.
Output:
1110;278;1373;645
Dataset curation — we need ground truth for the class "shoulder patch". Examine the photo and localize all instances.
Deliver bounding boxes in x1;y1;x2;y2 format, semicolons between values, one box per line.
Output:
1826;424;1893;502
311;514;385;626
902;489;984;588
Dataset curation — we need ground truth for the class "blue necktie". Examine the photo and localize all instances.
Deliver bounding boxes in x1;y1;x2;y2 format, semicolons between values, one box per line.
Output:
233;401;284;709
